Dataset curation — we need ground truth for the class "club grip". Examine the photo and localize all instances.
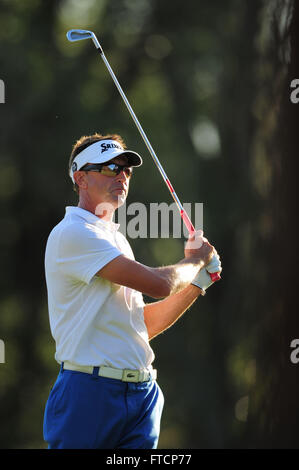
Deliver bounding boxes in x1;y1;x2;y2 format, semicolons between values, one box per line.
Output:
209;272;221;282
181;211;221;283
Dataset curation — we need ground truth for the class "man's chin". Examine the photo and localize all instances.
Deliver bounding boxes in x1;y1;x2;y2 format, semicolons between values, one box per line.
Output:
94;195;126;217
115;194;127;207
107;193;127;208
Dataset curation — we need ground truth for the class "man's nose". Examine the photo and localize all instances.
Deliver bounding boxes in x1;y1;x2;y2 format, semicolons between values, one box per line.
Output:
116;171;128;182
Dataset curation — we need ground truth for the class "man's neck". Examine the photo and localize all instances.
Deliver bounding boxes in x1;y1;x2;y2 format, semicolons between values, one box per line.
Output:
78;200;115;222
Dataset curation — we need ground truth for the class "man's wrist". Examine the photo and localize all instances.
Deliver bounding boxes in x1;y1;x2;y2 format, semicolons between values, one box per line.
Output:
190;282;206;296
182;256;205;270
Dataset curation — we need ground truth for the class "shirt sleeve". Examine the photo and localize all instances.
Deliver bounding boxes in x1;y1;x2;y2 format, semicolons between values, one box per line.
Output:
57;222;122;284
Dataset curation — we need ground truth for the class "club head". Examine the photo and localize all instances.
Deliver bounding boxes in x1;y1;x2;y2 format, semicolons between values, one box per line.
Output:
67;29;93;42
66;29;102;51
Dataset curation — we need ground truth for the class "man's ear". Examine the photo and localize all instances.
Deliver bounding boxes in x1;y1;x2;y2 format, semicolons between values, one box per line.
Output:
74;171;88;190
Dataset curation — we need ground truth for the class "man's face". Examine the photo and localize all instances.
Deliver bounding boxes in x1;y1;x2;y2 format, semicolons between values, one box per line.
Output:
78;155;132;211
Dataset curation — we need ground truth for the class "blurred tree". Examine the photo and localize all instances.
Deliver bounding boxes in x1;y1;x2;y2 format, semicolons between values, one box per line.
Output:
247;0;299;448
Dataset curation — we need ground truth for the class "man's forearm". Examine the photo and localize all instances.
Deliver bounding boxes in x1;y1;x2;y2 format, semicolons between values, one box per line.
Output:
143;284;203;340
152;257;204;297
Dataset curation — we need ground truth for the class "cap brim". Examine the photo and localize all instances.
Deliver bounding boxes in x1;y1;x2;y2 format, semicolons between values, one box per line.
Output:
118;150;143;167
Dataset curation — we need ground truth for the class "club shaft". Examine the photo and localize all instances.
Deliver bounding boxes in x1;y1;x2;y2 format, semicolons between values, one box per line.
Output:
67;29;220;282
101;51;221;281
99;51;195;234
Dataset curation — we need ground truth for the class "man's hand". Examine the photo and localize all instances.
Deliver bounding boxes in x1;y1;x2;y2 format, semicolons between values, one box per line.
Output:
192;252;222;294
184;230;214;268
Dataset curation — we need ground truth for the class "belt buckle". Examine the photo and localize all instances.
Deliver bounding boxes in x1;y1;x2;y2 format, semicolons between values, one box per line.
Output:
122;369;139;383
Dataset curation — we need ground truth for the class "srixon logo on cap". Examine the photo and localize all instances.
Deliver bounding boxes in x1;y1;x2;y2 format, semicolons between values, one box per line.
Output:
101;142;123;153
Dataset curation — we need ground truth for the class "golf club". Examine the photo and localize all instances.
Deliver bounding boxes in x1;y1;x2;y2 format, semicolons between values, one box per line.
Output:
66;29;220;282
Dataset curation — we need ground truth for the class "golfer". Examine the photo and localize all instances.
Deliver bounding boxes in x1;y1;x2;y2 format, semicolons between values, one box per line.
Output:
43;132;222;449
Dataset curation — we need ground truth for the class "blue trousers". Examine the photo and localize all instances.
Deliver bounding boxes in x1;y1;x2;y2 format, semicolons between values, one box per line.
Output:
43;367;164;449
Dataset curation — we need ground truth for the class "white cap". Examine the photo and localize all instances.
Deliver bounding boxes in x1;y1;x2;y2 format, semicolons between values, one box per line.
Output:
69;139;143;183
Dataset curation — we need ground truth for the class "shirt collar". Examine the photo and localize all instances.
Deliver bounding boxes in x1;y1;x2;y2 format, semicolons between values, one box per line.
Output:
65;206;120;232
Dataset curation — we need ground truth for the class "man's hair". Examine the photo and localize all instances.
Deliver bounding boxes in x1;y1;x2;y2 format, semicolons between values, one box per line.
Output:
69;133;127;194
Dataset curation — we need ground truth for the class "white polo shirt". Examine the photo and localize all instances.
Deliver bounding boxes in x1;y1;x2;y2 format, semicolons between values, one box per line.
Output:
44;206;155;370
